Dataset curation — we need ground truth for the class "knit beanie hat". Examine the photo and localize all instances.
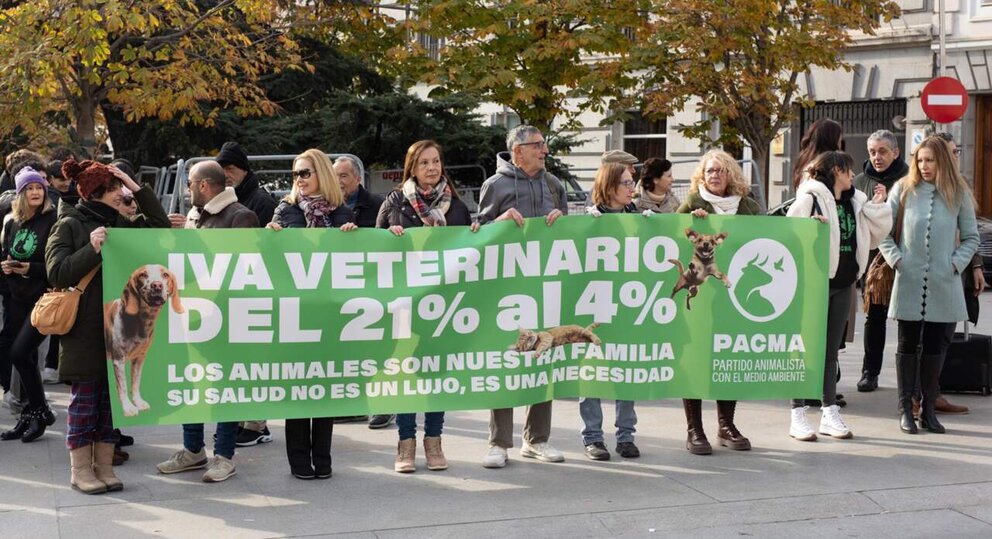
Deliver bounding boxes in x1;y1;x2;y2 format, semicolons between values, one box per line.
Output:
215;141;250;172
14;166;48;193
62;159;117;200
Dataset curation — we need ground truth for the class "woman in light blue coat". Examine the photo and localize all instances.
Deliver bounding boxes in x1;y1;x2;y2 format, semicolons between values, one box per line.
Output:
879;136;978;435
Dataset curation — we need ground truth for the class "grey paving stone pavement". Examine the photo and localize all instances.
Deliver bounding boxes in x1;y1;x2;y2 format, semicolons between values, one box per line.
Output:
2;297;991;538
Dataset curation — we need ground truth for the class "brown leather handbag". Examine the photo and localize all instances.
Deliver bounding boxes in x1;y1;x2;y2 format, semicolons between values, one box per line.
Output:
863;193;905;312
30;265;100;335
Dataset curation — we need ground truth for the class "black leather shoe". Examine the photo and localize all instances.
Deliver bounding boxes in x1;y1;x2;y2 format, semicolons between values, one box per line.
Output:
21;406;56;443
1;417;30;441
291;464;315;480
857;373;878;392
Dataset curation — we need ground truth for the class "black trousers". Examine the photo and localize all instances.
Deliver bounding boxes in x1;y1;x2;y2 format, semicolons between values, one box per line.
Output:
861;302;889;376
285;417;333;470
3;296;47;410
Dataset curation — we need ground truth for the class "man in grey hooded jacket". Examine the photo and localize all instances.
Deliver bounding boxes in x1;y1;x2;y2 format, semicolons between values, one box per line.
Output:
477;125;567;469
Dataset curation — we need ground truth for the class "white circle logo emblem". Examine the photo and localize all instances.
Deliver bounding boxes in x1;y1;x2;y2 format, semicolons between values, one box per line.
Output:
727;239;797;322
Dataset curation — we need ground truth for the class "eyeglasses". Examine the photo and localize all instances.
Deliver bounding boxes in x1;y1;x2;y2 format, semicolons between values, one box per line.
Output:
619;180;636;188
292;169;313;179
186;179;200;187
705;168;725;176
122;196;135;205
517;140;548;149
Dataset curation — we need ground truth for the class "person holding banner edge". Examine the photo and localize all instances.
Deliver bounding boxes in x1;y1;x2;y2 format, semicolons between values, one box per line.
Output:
155;161;258;483
477;125;567;468
267;149;354;479
786;151;891;441
46;159;171;494
580;162;652;460
675;150;760;455
376;140;475;473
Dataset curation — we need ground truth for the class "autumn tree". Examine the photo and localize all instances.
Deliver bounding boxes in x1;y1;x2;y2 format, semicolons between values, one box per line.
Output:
396;0;652;133
0;0;304;155
633;0;900;200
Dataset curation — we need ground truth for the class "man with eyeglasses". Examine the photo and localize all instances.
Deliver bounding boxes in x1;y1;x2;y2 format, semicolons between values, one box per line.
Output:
477;125;567;469
156;161;257;483
854;130;909;393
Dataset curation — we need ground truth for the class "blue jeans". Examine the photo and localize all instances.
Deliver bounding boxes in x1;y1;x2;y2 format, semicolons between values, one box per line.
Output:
183;422;238;459
579;398;637;445
396;412;444;440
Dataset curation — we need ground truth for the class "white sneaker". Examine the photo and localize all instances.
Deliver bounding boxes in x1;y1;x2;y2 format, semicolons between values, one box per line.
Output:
819;405;853;439
42;368;60;384
520;442;564;462
789;406;817;441
482;445;508;468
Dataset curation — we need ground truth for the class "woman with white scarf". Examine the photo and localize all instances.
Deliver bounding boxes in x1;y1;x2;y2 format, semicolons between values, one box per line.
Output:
675;150;760;455
267;148;354;480
376;140;475;473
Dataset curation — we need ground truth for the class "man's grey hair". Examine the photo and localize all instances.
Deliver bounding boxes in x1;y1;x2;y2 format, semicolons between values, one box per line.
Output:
867;130;899;150
506;125;543;152
333;155;362;176
190;160;227;189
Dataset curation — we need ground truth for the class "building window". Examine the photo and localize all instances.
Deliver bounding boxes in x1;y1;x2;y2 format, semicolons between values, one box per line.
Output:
623;111;667;161
416;33;444;61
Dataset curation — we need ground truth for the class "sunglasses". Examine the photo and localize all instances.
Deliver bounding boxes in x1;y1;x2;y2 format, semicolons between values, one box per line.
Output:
122;196;135;205
292;169;313;179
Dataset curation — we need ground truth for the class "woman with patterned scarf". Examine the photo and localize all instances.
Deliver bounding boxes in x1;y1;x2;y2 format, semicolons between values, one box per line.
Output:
376;140;475;473
267;148;354;480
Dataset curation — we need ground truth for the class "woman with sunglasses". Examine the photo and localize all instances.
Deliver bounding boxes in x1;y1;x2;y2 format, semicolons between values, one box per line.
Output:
376;140;474;473
267;149;354;479
580;162;650;461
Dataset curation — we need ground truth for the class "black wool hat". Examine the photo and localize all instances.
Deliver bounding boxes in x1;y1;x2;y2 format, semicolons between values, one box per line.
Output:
215;141;250;172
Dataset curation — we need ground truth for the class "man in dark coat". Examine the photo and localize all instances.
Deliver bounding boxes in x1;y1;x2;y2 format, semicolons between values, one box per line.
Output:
215;141;277;226
334;155;384;229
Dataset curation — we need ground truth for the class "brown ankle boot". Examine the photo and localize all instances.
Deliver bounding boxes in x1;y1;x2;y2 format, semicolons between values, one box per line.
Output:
93;442;124;491
716;400;751;450
683;399;711;455
423;436;448;471
70;444;108;495
394;438;416;473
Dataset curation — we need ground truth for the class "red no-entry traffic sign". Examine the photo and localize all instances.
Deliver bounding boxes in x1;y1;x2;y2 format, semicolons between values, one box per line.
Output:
922;77;969;123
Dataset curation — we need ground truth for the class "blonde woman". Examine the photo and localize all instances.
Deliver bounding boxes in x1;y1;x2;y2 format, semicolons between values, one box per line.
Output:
880;136;978;435
676;150;758;455
267;149;354;479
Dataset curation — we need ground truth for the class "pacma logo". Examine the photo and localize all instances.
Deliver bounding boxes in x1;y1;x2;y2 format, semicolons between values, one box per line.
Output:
727;239;797;322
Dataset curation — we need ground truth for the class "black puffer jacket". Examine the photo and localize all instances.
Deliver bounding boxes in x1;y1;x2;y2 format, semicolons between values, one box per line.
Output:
234;171;277;227
271;200;354;228
376;190;472;229
45;187;170;381
351;185;386;228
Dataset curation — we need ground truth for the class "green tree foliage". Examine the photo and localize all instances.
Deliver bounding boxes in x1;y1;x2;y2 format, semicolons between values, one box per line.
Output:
396;0;651;133
632;0;900;197
0;0;304;155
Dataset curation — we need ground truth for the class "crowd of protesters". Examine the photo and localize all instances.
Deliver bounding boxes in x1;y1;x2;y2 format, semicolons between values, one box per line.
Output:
0;122;982;494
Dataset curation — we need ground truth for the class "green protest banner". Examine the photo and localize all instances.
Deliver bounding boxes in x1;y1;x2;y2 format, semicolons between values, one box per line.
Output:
101;214;828;426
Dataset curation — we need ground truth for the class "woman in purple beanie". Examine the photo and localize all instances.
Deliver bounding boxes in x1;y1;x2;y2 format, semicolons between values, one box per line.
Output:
0;167;59;443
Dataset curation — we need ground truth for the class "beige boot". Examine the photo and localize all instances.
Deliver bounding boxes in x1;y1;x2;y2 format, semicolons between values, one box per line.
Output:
70;444;108;494
424;436;448;471
93;442;124;491
394;438;416;473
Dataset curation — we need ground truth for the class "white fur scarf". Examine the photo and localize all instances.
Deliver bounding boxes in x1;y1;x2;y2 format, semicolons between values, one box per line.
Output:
697;184;741;215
